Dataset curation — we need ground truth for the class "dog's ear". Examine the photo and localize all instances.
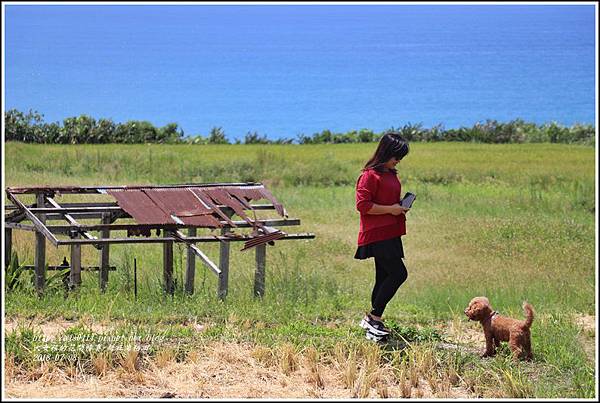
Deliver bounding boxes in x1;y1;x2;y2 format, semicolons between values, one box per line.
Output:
475;297;491;309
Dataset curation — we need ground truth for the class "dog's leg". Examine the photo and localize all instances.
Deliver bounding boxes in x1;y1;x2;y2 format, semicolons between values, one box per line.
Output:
523;332;533;361
509;333;524;361
482;329;496;358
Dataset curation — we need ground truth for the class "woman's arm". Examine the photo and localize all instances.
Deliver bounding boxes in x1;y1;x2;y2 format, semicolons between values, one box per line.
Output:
367;203;409;216
356;170;409;216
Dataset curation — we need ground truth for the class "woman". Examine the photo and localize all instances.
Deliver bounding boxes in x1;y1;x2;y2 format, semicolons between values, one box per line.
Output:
355;131;410;341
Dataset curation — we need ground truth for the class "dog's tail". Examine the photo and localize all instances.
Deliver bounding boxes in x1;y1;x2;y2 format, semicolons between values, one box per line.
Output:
522;301;534;328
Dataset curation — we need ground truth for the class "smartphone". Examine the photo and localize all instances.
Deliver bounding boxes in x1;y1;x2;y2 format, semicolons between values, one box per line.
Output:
400;192;416;209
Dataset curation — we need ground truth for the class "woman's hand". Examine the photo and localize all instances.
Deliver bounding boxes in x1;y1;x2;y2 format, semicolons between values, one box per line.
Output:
389;204;410;216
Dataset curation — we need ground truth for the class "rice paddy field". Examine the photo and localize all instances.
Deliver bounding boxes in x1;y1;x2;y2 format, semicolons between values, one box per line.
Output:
3;141;597;398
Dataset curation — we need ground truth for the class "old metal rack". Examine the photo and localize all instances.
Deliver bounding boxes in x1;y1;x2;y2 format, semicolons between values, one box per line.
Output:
4;182;315;299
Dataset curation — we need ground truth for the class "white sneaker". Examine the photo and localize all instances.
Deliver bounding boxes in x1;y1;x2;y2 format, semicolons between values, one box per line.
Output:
365;330;388;343
359;314;391;336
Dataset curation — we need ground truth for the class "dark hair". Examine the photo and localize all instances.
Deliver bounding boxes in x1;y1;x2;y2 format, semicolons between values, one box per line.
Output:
363;131;410;172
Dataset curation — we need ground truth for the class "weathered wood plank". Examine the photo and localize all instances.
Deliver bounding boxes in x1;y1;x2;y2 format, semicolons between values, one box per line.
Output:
22;265;116;271
254;244;266;297
99;213;110;292
6;191;59;246
35;203;278;223
46;196;99;244
4;222;36;231
185;227;196;295
174;230;221;277
7;182;262;194
5;228;12;267
218;227;231;300
163;230;174;295
29;206;123;213
34;193;47;295
56;233;316;245
70;233;82;289
44;218;301;233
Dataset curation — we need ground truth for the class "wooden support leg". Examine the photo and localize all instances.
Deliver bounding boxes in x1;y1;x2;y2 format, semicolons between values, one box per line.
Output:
70;233;82;289
99;213;110;292
254;244;266;298
164;231;174;295
5;228;12;268
218;228;230;300
34;193;46;296
185;227;196;295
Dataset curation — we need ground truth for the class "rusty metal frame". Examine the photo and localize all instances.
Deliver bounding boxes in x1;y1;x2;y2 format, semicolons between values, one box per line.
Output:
4;182;315;298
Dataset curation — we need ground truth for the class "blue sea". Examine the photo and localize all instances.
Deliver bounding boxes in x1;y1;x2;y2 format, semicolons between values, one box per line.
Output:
4;4;597;141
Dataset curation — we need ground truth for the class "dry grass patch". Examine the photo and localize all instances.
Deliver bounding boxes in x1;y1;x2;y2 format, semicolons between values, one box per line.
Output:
154;348;177;368
573;314;596;364
278;342;299;375
5;339;478;399
91;352;110;376
303;346;325;389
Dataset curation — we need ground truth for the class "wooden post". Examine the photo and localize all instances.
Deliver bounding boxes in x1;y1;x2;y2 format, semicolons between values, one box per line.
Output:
34;193;46;296
69;233;82;289
185;227;196;294
163;231;174;295
99;213;110;292
134;258;138;300
254;244;266;297
218;227;230;300
4;228;12;268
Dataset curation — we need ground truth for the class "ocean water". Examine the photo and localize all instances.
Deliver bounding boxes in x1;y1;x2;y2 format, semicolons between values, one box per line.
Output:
5;4;596;140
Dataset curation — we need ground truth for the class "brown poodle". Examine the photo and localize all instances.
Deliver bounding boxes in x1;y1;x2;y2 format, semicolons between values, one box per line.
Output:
464;297;534;360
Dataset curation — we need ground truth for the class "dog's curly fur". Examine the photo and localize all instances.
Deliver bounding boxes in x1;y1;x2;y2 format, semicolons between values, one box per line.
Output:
464;296;534;360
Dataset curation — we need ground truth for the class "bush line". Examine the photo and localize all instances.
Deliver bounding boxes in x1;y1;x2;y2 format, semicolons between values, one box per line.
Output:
5;109;595;145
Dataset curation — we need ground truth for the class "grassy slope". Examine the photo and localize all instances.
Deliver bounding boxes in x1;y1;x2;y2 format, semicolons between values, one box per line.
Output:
3;142;596;397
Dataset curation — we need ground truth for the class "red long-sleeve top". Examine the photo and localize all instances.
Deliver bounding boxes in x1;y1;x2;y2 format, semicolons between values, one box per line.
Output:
355;168;406;246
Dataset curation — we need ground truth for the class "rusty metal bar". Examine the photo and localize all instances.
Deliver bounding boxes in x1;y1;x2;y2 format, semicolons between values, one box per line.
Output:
44;212;126;221
38;201;279;211
29;206;123;213
40;203;276;221
44;218;301;233
27;203;277;222
55;233;315;246
48;202;118;208
241;230;286;251
7;182;263;194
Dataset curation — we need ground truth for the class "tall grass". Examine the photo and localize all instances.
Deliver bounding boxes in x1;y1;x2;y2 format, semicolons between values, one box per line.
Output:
3;142;596;398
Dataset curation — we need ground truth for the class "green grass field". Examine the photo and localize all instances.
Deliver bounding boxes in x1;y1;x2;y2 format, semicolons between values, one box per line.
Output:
3;142;596;398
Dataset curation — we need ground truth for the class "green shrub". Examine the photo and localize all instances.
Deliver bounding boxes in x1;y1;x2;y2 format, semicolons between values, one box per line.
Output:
4;109;595;145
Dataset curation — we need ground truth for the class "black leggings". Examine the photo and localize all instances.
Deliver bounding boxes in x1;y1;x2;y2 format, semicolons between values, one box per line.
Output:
370;256;408;317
